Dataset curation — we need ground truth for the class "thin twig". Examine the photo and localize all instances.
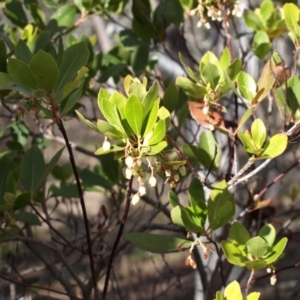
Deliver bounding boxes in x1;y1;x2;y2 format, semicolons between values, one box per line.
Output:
49;97;98;299
101;176;134;300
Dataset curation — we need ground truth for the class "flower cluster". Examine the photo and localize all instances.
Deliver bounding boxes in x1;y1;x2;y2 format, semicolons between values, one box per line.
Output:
190;0;241;28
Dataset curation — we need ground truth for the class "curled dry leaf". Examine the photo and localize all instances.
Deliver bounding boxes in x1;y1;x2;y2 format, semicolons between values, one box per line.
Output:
188;101;226;131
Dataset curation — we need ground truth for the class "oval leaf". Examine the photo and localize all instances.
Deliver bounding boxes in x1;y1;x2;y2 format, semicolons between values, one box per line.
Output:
125;94;144;136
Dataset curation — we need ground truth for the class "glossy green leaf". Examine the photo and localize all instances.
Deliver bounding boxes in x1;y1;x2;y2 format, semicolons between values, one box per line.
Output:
79;168;111;190
146;141;167;155
220;241;246;266
251;118;266;149
263;237;288;264
226;59;242;81
179;0;193;10
62;66;88;100
142;99;159;137
176;77;207;98
7;58;37;90
247;292;261;300
224;281;242;300
219;47;231;70
163;83;179;112
237;71;256;101
98;153;120;184
20;145;46;192
125;94;144;136
189;179;206;215
208;180;235;230
200;51;219;74
198;131;221;170
244;10;265;31
75;110;100;133
260;0;274;21
246;236;268;259
15;39;32;64
215;291;224;300
238;131;257;153
283;3;300;45
142;81;159;117
13;192;31;210
245;259;267;270
54;42;89;102
60;83;84;115
229;222;251;247
128;81;147;102
261;134;288;158
29;50;58;91
148;120;166;145
6;1;28;28
131;44;149;73
50;4;76;29
123;232;191;253
97;119;124;140
14;211;41;226
259;224;276;247
286;76;300;113
171;206;203;234
169;191;181;208
253;31;271;59
202;63;221;89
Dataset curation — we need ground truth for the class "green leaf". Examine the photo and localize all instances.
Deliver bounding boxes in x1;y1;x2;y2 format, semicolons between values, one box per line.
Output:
163;83;179;112
169;191;181;208
260;0;274;21
251;118;266;149
264;237;288;264
259;224;276;247
208;180;235;230
97;119;124;140
200;51;219;74
253;31;271;59
224;281;242;300
51;184;79;198
148;120;166;145
179;0;193;10
75;110;100;133
131;44;149;73
171;206;203;234
143;99;159;137
125;94;144;136
245;259;267;270
237;71;256;101
176;77;207;98
220;241;246;266
14;211;41;226
198;131;221;170
201;63;221;89
7;58;37;90
6;1;28;28
189;179;206;214
238;130;257;154
244;10;265;31
147;141;167;155
13;192;31;210
142;81;159;117
123;232;192;253
50;4;77;29
283;3;300;45
54;42;89;102
247;292;261;300
286;76;300;113
15;39;32;64
98;153;120;184
246;236;268;259
29;50;58;91
229;222;251;247
219;47;231;70
20;145;46;192
261;134;288;158
60;83;84;115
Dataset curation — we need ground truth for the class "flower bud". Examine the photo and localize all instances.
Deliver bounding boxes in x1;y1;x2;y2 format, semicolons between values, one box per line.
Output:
174;174;180;182
270;274;277;286
125;156;134;167
131;193;140;205
138;185;146;196
179;165;186;176
125;167;133;179
102;140;111;151
149;176;157;187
